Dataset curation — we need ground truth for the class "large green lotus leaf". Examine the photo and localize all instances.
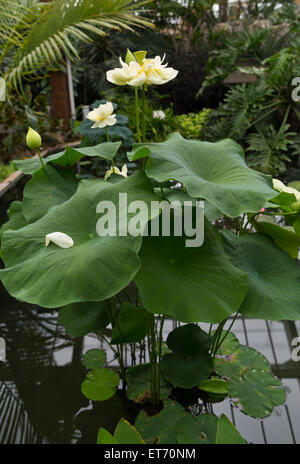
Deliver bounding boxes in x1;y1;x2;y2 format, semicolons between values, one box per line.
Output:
128;132;276;217
58;301;111;337
135;221;248;323
216;414;246;444
228;368;286;418
81;368;119;401
127;363;172;403
110;303;148;344
255;221;300;259
0;171;160;308
22;165;78;223
161;324;213;389
162;188;223;222
83;349;107;369
177;414;219;444
135;400;188;444
0;201;27;240
214;344;270;378
222;231;300;320
14;142;121;175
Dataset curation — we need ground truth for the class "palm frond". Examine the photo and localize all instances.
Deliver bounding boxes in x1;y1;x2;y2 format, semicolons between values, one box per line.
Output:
1;0;154;94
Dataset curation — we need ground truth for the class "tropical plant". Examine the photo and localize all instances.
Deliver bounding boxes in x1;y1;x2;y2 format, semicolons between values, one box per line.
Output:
1;49;299;444
0;0;153;96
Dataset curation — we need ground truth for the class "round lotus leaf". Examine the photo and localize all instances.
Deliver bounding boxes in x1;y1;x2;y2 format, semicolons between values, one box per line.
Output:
161;324;213;389
228;368;286;418
81;368;119;401
83;349;107;369
214;344;270;378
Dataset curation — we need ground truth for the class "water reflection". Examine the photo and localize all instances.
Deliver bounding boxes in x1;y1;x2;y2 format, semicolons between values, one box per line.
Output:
0;282;140;444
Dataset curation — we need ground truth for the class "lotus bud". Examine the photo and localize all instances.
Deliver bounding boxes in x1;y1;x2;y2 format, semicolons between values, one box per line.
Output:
26;127;42;150
45;232;74;249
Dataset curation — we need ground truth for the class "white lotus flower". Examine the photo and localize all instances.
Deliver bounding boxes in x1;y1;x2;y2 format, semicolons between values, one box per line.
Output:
45;232;74;249
87;102;117;129
143;55;178;85
106;54;178;87
104;164;128;181
106;58;147;87
272;178;300;201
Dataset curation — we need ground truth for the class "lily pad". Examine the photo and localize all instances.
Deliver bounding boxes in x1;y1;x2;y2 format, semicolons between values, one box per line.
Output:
135;221;248;323
128;132;276;217
127;363;172;403
213;330;240;356
161;324;213;389
58;301;111;337
0;171;159;308
214;344;270;378
81;368;119;401
222;231;300;320
83;349;107;369
228;368;286;418
111;303;148;344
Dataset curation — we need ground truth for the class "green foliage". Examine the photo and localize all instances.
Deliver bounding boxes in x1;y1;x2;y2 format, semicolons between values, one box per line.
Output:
126;364;172;403
0;161;15;182
200;15;300;175
222;231;300;321
214;333;286;418
110;303;148;344
246;123;295;175
83;349;107;369
172;109;211;139
0;0;153;95
81;368;119;401
135;400;246;444
58;301;111;337
97;418;145;444
161;324;213;388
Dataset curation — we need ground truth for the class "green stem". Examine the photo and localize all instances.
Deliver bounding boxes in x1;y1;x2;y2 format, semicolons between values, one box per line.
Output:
106;127;110;142
157;315;166;401
135;87;141;143
37;148;44;168
141;85;146;143
110;297;125;380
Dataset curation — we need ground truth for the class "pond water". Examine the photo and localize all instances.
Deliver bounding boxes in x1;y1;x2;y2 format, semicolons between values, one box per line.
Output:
1;277;300;444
